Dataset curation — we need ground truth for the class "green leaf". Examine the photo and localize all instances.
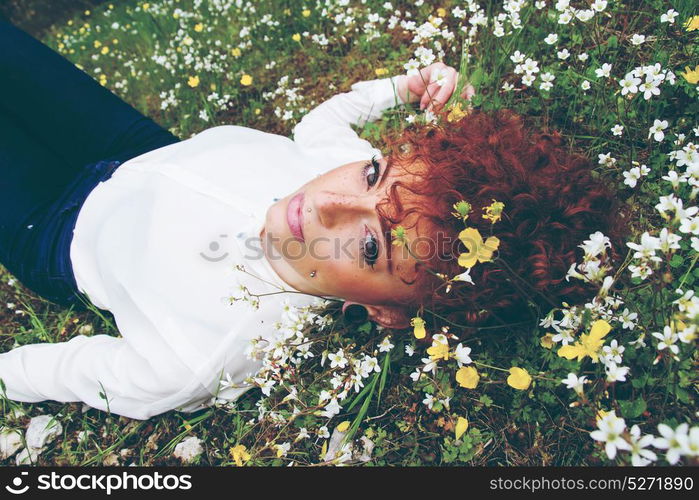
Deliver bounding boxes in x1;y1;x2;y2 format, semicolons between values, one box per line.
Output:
619;398;647;419
670;254;684;268
357;321;372;334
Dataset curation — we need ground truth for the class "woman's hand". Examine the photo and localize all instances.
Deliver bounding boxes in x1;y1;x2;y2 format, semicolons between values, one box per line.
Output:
397;61;475;112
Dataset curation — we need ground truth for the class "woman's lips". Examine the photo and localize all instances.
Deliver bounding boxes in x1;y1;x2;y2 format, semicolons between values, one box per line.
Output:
287;192;305;242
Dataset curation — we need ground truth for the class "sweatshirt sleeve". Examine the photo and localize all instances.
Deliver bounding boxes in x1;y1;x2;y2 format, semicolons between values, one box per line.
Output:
0;334;198;420
293;74;408;160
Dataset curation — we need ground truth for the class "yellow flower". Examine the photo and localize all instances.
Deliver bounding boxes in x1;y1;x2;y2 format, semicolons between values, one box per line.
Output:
302;9;311;17
684;15;699;31
231;47;242;57
391;225;408;246
411;317;426;339
254;108;261;115
374;67;388;76
84;9;91;15
230;444;250;466
558;319;612;362
456;366;479;389
284;8;291;15
447;102;467;122
455;416;469;440
457;227;500;268
93;40;101;48
336;421;351;433
680;65;699;85
187;75;200;87
427;341;450;361
482;199;505;224
507;367;532;390
292;33;301;42
112;38;118;44
183;36;194;46
451;200;471;222
194;23;204;32
98;74;107;86
436;7;447;18
142;3;150;11
540;333;554;349
240;74;253;86
100;46;109;55
210;83;217;91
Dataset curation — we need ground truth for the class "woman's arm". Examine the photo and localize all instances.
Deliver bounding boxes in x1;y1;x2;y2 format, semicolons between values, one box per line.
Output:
0;334;196;419
292;62;470;159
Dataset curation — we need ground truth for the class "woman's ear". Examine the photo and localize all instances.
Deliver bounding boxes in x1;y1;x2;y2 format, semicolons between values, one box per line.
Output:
363;304;411;329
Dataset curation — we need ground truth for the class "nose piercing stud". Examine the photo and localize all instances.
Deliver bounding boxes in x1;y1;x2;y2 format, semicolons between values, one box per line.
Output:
306;208;312;213
309;270;317;278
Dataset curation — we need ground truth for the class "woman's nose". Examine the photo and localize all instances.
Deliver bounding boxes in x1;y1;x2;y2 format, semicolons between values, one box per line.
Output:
315;191;373;228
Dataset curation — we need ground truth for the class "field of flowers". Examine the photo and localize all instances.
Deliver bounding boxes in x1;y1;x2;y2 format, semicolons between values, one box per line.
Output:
0;0;697;466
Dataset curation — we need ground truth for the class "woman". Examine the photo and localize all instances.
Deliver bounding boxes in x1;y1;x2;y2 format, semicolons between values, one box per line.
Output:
0;21;625;420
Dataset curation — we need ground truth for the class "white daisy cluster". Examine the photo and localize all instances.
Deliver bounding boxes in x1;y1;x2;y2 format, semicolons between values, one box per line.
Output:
591;412;699;466
618;63;676;100
261;75;309;123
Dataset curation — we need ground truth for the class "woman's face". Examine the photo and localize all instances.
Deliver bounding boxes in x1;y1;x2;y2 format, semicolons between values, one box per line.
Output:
261;157;432;324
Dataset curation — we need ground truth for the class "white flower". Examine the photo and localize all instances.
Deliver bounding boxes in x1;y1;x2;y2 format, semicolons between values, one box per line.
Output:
581;80;591;90
681;426;699;457
654;423;688;465
595;63;612;78
453;269;474;284
648;120;668;142
431;66;449;87
623;167;642;188
626;232;662;261
378;337;394;352
619;73;641;95
453;344;472;367
561;373;587;395
523;58;540;74
652;325;679;354
611;124;624;136
510;50;526;63
522;74;536;86
410;368;422;382
576;9;595;22
328;350;348;369
544;33;558;45
657;228;682;254
579;231;611;258
535;0;546;8
173;436;203;463
661;9;678;24
598;152;617;167
618;308;638;330
317;426;330;439
558;11;573;24
403;58;420;76
591;0;607;12
578;52;589;62
628;425;658;466
590;413;632;460
605;362;630;383
502;82;515;92
321;398;341;418
602;340;625;364
557;48;570;60
405;345;415;357
422;393;436;409
639;78;661;100
679;216;699;235
630;34;645;46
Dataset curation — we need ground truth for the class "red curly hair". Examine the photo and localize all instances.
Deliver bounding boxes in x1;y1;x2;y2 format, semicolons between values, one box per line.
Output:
377;109;629;333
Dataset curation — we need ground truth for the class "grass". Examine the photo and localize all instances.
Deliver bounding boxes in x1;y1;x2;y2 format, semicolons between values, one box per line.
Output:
1;0;698;466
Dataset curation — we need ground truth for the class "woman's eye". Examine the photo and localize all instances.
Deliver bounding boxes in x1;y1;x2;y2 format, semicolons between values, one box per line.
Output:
363;232;379;268
363;156;381;188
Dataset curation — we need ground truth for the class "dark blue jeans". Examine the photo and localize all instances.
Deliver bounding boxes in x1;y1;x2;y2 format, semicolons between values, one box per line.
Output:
0;21;180;309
